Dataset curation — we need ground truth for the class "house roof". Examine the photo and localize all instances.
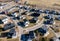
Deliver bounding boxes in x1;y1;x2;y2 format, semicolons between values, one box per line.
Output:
3;23;15;31
30;12;40;17
29;17;38;23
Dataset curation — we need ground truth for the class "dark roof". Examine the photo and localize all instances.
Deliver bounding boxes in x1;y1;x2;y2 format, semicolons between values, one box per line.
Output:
0;19;3;24
29;17;38;23
12;16;20;20
0;11;5;14
30;12;40;17
43;18;54;24
29;31;34;39
9;29;15;34
17;19;29;27
29;8;36;12
7;14;13;17
49;10;57;14
44;9;50;14
35;9;40;12
21;31;34;41
1;32;13;38
44;15;52;19
3;23;15;31
50;38;54;41
55;17;60;20
37;28;46;34
17;22;25;27
21;34;29;41
21;11;27;15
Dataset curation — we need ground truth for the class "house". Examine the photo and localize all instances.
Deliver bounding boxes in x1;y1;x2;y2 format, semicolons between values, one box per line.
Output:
0;11;5;14
19;15;26;20
1;29;16;38
37;25;49;36
9;29;16;38
44;9;50;14
1;32;12;38
49;38;54;41
23;6;30;11
17;22;25;27
29;31;35;39
39;9;44;13
21;34;29;41
37;28;47;36
44;14;53;19
55;16;60;21
23;19;30;27
21;31;35;41
49;10;57;14
2;17;9;24
29;8;36;12
55;17;60;20
19;5;23;9
35;9;40;13
3;23;15;31
52;37;60;41
56;12;60;15
17;19;29;27
0;6;3;9
27;39;32;41
12;15;20;20
29;17;38;23
30;12;40;17
7;14;13;17
0;19;3;24
11;12;18;17
43;18;54;25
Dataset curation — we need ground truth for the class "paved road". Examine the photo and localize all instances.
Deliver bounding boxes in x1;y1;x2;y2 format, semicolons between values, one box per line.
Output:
24;18;44;32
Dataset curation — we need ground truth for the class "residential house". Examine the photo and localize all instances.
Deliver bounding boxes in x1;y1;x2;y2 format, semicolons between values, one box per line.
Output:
21;31;35;41
43;18;54;25
17;19;29;27
29;17;39;23
37;25;49;36
2;17;9;24
30;12;40;17
3;23;15;31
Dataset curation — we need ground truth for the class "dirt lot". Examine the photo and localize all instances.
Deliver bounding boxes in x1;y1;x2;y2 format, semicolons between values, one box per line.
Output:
22;0;60;11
